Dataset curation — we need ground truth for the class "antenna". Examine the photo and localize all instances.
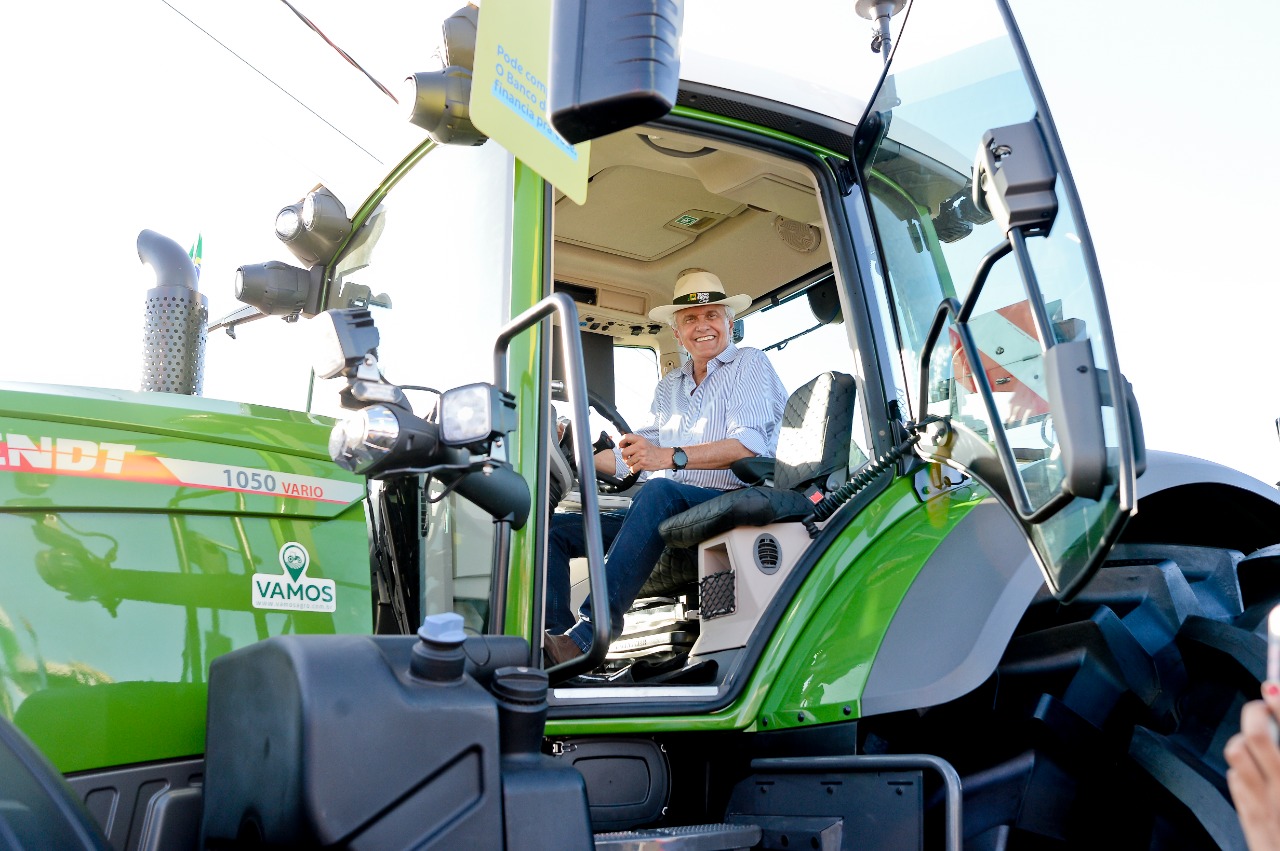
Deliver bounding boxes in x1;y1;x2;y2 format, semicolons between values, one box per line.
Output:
855;0;906;64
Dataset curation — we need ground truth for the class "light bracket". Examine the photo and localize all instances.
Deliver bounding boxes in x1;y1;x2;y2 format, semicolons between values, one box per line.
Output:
312;308;381;380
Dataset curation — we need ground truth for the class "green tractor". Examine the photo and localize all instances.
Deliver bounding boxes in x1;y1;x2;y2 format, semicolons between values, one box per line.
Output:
4;1;1279;848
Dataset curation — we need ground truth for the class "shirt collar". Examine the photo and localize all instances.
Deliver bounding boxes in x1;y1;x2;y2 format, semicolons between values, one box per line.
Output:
680;342;741;377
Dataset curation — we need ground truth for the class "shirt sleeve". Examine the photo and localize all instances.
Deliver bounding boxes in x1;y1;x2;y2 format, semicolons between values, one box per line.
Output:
724;350;789;458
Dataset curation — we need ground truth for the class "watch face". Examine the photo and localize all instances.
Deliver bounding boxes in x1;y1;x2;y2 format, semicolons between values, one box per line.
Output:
673;448;688;469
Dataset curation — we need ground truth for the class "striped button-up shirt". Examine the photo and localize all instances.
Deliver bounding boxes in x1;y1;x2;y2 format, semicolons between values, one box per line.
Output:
614;343;788;491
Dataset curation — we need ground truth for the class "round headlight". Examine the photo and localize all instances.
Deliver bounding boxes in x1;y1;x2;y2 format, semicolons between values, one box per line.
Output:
329;406;400;473
275;205;303;241
301;193;318;230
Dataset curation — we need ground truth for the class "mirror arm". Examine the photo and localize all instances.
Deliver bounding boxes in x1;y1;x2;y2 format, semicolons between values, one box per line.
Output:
917;231;1099;525
915;240;1009;420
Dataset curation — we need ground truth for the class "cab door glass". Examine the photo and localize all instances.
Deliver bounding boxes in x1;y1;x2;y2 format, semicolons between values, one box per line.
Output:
313;142;517;418
306;141;517;634
860;0;1134;599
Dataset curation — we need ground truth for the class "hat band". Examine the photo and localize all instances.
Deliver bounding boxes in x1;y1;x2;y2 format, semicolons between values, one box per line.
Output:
673;291;726;306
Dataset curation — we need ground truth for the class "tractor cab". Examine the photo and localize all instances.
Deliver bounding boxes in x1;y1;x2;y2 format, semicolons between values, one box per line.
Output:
18;0;1268;848
217;0;1137;691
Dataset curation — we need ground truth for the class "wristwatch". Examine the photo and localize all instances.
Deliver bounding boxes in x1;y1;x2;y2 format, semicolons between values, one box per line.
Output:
671;447;688;470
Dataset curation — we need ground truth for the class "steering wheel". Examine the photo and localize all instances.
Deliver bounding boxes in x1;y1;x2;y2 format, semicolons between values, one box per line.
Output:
557;389;641;495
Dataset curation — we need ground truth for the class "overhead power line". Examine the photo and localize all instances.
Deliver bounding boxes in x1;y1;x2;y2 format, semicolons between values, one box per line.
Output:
158;0;383;164
276;0;399;104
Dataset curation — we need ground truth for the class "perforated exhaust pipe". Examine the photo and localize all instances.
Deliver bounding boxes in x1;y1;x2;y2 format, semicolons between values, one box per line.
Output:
138;229;207;395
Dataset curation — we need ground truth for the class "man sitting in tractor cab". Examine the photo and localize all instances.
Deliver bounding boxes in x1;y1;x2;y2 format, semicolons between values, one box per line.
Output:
543;270;788;666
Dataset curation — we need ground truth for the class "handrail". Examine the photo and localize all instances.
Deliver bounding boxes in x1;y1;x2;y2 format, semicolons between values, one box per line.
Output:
493;293;610;676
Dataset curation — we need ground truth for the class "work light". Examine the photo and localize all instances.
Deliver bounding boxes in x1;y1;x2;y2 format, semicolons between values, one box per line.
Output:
235;261;322;317
275;203;303;241
403;5;486;146
440;382;517;447
276;186;353;268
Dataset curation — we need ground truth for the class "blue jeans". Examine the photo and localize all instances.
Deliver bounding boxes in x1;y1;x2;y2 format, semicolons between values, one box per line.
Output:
564;478;722;653
545;509;627;634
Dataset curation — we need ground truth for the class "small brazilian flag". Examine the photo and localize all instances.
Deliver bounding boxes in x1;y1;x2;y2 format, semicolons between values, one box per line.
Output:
188;234;203;283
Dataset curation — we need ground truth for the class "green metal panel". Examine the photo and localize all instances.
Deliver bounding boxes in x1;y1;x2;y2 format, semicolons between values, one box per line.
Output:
0;384;361;516
503;160;548;639
758;480;983;730
0;384;370;773
545;477;983;736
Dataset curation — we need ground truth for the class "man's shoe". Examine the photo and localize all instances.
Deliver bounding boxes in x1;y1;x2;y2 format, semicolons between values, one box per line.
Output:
543;631;584;666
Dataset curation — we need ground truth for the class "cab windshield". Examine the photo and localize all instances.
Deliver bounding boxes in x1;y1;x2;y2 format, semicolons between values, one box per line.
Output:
861;0;1130;596
866;22;1115;502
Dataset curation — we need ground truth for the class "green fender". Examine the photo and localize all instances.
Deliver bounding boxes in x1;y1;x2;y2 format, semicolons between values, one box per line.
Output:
760;479;1045;730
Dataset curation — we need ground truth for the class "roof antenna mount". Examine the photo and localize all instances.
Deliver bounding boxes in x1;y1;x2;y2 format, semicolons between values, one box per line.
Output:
855;0;906;64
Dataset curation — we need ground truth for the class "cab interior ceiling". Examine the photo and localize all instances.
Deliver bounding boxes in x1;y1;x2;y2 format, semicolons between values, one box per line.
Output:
551;126;834;340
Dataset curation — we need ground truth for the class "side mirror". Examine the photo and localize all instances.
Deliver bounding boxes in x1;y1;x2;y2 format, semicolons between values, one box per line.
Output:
1043;340;1105;500
548;0;684;145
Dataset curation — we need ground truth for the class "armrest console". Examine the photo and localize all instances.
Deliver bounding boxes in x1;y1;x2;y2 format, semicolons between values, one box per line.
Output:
730;457;775;487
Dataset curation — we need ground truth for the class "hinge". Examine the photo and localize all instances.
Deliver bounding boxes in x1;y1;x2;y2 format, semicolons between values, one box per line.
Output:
830;157;858;196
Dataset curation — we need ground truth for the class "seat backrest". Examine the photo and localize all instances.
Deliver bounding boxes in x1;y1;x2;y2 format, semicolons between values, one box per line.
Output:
547;413;574;510
772;371;856;493
640;371;857;601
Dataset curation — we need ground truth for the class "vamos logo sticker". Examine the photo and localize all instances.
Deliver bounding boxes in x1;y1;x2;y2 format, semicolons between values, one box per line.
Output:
252;542;336;613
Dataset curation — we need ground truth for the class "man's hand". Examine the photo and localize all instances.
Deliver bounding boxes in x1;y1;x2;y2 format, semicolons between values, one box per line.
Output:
617;434;755;474
1226;682;1280;850
617;433;672;474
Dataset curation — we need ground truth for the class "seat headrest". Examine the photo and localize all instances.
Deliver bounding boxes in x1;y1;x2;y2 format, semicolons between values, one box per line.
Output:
774;371;856;492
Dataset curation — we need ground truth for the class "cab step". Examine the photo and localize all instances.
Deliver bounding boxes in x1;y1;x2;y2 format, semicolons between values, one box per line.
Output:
594;822;761;850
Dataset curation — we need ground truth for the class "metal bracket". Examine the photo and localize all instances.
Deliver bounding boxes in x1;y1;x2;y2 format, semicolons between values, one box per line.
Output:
973;121;1058;236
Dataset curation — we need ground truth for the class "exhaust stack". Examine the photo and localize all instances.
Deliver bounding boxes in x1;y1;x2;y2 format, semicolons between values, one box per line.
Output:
138;229;207;394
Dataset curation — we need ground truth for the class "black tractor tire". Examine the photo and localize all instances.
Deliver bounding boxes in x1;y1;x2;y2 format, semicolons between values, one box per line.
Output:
868;542;1271;850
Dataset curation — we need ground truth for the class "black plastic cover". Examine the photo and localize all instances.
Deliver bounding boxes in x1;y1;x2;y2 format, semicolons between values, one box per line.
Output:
502;758;594;850
728;763;923;850
549;0;683;144
729;456;776;487
201;634;509;849
551;737;670;831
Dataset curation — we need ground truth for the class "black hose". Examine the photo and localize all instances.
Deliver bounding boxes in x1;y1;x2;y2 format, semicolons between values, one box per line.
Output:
802;432;922;538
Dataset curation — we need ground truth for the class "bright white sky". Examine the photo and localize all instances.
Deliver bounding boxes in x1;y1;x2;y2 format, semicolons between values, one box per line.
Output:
1;1;1277;485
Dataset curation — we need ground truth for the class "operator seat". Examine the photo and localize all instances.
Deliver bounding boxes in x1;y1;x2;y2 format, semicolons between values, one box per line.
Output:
636;370;857;601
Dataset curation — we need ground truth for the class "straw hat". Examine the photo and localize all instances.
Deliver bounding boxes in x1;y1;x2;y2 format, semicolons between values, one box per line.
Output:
647;270;752;324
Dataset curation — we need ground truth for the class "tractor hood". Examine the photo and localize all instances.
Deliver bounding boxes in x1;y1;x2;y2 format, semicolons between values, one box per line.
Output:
0;382;364;518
